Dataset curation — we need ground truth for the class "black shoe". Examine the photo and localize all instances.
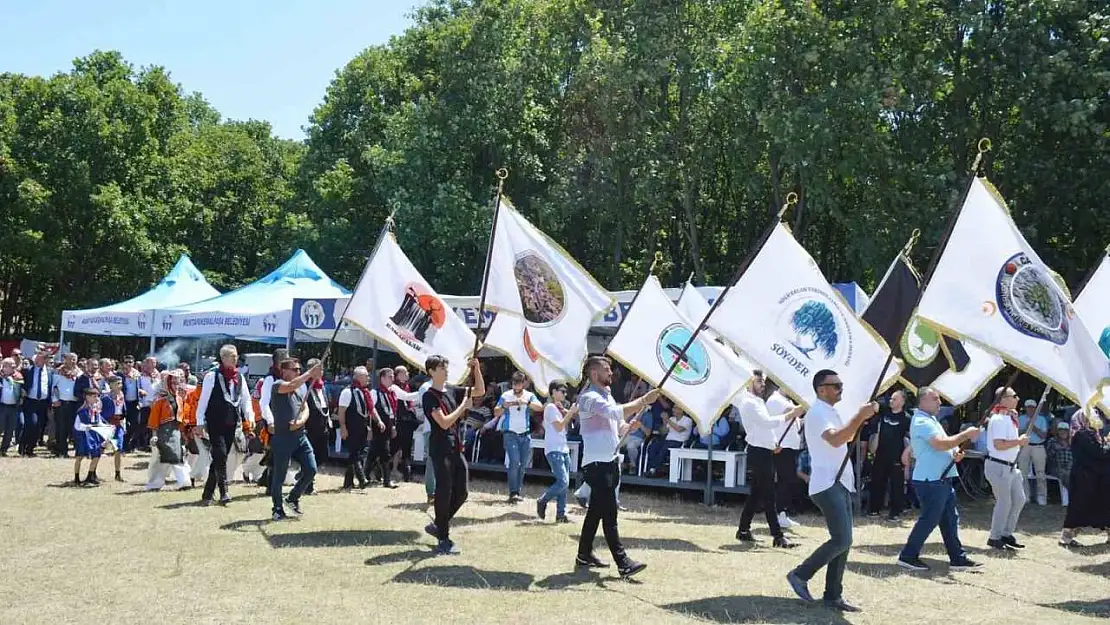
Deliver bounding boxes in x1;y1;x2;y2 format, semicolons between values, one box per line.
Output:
576;496;588;509
536;499;547;520
85;475;100;486
735;529;755;542
286;498;302;515
200;498;214;507
219;496;232;506
949;557;983;571
823;598;861;613
115;473;124;482
424;523;438;538
618;560;647;579
786;571;813;602
555;516;571;524
383;482;399;489
897;557;930;571
434;539;458;556
987;538;1014;550
773;535;797;549
509;493;522;504
867;511;881;518
272;509;288;521
1002;535;1026;549
575;554;609;569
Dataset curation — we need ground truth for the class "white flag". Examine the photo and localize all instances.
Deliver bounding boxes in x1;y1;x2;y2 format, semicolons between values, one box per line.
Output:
606;275;752;434
711;224;901;418
341;234;475;385
1073;251;1110;408
932;341;1005;406
675;281;760;375
483;199;615;393
916;179;1110;408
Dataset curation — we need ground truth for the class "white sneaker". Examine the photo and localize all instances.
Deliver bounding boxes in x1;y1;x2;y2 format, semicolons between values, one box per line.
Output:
778;512;798;529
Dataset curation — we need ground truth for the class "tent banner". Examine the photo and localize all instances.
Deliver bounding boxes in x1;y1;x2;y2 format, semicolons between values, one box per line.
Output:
153;309;288;339
63;310;154;336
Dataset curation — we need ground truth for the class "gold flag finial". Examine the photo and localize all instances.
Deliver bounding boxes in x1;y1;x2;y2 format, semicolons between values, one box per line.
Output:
649;251;664;275
778;192;799;219
901;228;921;257
971;138;992;174
385;208;398;231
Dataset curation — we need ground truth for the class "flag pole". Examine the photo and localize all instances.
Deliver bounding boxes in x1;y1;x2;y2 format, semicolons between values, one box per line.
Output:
321;211;396;367
471;167;509;357
613;193;799;453
833;138;993;489
593;250;662;398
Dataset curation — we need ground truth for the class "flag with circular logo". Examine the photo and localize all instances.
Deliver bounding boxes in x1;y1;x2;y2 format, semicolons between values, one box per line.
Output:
1072;250;1110;410
916;178;1110;408
606;275;752;435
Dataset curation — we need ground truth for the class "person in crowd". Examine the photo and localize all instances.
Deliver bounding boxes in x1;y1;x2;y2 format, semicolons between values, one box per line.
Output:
196;345;254;505
0;357;20;456
867;390;910;520
494;371;542;504
338;366;373;490
766;379;804;528
182;375;204;488
695;408;734;451
137;356;160;451
369;367;399;489
97;358;114;393
303;358;331;495
269;357;321;520
422;355;484;556
145;370;190;491
1017;398;1051;506
51;353;82;458
72;386;106;486
984;387;1030;550
737;370;806;547
896;387;982;571
574;356;653;578
120;356;142;452
8;349;24;447
787;369;878;613
101;375;127;481
623;398;652;473
1059;409;1110;547
1046;421;1073;507
391;365;420;483
537;380;578;523
391;373;435;502
645;404;694;477
20;351;52;457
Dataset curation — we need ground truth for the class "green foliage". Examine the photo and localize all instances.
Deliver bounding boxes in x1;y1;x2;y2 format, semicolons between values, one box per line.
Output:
2;1;1108;339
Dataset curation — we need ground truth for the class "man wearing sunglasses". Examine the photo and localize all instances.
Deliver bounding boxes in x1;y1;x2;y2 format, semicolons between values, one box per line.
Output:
269;357;323;520
787;370;878;613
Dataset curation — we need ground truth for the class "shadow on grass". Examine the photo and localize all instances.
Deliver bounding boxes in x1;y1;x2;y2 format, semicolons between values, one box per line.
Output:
534;569;604;590
718;543;762;553
392;565;534;591
365;549;435;567
1064;542;1110;556
855;542;1014;560
130;461;149;470
1041;598;1110;619
220;519;277;532
387;502;433;512
845;561;926;580
619;537;713;553
662;595;850;624
267;529;421;549
44;481;83;489
1073;560;1110;577
452;511;533;528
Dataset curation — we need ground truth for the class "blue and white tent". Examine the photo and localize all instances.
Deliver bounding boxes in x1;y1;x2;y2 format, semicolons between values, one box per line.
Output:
62;255;220;337
155;250;349;341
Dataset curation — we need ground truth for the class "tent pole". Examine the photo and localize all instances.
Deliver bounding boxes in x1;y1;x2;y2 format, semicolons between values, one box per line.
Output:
194;342;200;372
149;334;156;357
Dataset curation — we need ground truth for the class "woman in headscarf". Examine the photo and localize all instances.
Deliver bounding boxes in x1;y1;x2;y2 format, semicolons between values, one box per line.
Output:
144;370;190;491
1059;408;1110;547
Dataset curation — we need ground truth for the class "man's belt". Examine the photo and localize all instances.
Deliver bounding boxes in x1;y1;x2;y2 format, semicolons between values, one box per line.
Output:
987;456;1017;469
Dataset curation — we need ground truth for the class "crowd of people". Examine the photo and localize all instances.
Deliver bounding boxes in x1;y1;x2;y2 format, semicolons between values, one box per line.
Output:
2;343;1109;607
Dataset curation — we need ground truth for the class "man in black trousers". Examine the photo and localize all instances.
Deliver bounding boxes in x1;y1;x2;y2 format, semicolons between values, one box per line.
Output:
20;351;52;457
867;390;910;520
196;344;254;505
337;366;372;490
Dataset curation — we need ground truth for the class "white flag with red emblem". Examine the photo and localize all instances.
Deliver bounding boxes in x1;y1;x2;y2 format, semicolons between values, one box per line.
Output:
916;178;1110;408
341;234;475;385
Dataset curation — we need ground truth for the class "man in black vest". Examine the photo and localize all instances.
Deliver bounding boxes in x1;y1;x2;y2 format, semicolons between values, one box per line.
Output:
196;344;254;505
338;366;372;490
370;368;399;489
391;365;420;482
270;357;321;520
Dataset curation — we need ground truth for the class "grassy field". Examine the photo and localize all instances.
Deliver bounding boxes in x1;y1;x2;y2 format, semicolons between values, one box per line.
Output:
0;452;1107;625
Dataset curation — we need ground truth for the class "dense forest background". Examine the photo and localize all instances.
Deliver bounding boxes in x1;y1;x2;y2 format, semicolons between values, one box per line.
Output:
2;0;1108;338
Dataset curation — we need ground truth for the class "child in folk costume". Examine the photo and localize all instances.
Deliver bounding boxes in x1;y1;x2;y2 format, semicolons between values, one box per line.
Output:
144;370;191;491
101;375;127;482
73;387;107;486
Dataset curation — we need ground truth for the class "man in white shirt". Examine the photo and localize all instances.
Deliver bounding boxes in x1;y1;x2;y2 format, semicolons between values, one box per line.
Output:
984;387;1029;550
0;358;21;456
495;371;543;504
787;369;878;613
575;356;658;579
196;345;254;505
137;357;160;452
766;379;804;529
737;371;806;547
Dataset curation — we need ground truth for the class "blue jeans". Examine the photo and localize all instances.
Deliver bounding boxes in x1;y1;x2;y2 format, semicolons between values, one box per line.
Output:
540;451;571;517
423;430;436;497
794;483;853;601
504;431;531;495
900;480;965;562
647;439;681;474
270;432;317;513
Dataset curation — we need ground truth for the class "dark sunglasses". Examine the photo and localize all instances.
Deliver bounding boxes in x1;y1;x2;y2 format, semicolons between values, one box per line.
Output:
819;382;844;391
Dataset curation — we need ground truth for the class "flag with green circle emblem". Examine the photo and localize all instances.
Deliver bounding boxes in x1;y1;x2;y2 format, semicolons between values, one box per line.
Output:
862;253;971;390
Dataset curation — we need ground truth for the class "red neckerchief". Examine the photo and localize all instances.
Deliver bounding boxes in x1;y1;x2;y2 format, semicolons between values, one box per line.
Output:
312;378;324;391
379;384;398;415
991;405;1018;428
220;365;239;384
352;379;373;414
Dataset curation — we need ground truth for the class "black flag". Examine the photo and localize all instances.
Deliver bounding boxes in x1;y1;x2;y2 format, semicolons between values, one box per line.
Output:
862;254;970;390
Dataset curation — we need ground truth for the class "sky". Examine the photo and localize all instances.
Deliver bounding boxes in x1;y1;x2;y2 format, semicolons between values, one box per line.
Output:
0;0;418;139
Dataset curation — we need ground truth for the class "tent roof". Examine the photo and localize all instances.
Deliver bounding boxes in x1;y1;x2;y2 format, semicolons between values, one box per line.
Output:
163;249;349;316
66;254;220;315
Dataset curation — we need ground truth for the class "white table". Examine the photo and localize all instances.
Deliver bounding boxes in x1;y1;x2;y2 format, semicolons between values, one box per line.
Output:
668;448;746;488
504;437;581;473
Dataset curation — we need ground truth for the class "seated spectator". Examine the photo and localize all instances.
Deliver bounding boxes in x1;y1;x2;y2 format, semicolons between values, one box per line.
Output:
645;405;693;477
694;410;733;450
1046;421;1072;507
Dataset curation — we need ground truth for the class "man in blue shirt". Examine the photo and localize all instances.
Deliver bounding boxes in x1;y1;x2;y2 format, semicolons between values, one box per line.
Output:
1017;398;1050;506
896;387;983;571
